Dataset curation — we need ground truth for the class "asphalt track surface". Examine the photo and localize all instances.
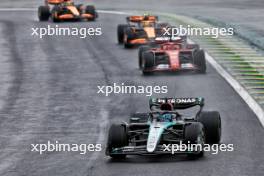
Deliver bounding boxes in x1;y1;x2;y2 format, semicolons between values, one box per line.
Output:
0;1;263;176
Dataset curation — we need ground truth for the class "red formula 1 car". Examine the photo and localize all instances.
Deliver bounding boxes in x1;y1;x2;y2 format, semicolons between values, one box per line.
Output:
117;15;170;48
138;37;206;75
38;0;98;22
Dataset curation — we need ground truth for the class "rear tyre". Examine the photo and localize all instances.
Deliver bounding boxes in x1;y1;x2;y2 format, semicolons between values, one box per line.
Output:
85;5;96;21
117;24;129;44
197;111;221;144
142;52;155;75
138;46;151;69
106;124;128;159
185;122;205;158
38;6;50;21
194;49;206;73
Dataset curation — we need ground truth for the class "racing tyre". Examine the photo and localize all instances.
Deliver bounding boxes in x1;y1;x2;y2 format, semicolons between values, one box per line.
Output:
38;6;50;21
142;52;155;75
106;124;128;159
138;45;151;69
185;122;205;158
197;111;221;144
85;5;96;21
194;49;206;73
117;24;129;44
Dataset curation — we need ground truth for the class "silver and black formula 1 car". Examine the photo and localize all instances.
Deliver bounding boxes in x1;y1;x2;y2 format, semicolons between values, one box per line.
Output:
106;98;221;159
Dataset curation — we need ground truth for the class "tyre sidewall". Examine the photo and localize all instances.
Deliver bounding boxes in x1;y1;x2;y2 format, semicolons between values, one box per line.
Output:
197;111;221;144
38;6;50;21
194;49;206;73
138;46;151;69
184;122;205;157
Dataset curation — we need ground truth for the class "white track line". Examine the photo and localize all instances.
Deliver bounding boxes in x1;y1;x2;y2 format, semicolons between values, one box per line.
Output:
97;10;130;15
0;8;35;11
0;7;263;127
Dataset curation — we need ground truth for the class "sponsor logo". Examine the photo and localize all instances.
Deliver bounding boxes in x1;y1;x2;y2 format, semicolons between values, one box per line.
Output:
174;98;196;103
157;98;196;104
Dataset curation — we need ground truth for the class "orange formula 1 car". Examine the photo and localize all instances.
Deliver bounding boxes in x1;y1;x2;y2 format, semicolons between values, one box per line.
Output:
38;0;98;22
138;37;206;75
117;15;170;48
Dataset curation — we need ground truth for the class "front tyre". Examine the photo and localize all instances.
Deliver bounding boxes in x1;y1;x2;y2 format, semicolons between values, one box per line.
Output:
117;24;129;44
194;49;206;73
38;6;50;21
138;45;151;69
85;5;97;21
197;111;221;144
142;52;155;75
106;124;128;159
185;122;205;158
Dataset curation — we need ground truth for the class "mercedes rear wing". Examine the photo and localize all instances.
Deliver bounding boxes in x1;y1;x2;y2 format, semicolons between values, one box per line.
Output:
149;97;204;110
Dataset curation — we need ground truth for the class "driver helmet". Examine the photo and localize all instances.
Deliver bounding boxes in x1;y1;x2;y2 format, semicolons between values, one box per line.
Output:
160;103;173;111
143;13;150;19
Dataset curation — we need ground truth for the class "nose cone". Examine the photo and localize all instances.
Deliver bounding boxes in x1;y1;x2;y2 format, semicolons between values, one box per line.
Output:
146;125;163;153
